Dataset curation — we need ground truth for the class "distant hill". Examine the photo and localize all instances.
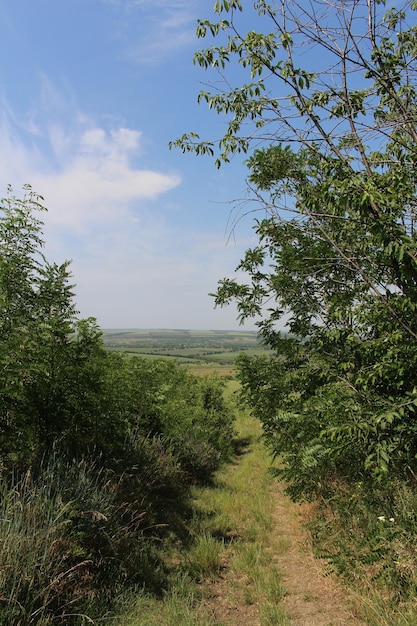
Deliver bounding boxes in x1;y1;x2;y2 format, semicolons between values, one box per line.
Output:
101;329;270;374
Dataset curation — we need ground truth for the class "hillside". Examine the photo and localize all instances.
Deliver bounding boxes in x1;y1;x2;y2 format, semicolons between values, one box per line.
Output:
101;329;272;373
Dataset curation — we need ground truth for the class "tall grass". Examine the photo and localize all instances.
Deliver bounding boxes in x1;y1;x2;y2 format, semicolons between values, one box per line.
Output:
0;444;166;625
0;467;94;625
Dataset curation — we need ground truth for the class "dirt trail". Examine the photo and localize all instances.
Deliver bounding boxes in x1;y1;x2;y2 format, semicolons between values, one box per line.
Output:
269;481;364;626
201;448;366;625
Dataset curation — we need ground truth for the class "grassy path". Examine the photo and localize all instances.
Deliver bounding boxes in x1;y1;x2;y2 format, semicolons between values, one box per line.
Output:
123;410;366;626
193;412;288;625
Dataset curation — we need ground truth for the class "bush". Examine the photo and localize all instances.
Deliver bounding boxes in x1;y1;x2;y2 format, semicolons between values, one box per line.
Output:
308;477;417;603
0;187;238;620
120;359;236;481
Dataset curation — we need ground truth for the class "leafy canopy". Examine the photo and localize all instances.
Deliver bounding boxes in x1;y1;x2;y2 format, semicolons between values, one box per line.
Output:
172;0;417;493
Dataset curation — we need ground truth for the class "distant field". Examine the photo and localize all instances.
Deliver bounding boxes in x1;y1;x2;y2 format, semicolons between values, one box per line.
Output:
101;329;272;375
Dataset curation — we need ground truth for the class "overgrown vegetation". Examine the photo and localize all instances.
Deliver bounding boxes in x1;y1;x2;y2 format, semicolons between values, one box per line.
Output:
0;186;236;624
7;0;417;618
121;407;292;626
172;0;417;611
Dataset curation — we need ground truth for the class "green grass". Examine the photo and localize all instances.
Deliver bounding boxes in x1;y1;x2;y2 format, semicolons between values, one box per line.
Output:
186;411;289;616
184;532;224;579
0;462;115;625
120;385;291;625
122;574;224;626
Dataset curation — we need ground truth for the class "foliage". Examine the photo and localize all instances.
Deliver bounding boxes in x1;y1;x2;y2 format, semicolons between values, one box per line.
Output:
0;186;236;623
0;187;125;467
172;0;417;495
110;357;236;480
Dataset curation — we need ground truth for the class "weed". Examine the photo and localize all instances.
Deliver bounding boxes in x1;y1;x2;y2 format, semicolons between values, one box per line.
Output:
260;604;292;626
184;532;224;578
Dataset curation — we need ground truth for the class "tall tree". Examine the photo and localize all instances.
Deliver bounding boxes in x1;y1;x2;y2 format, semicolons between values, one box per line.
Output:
172;0;417;492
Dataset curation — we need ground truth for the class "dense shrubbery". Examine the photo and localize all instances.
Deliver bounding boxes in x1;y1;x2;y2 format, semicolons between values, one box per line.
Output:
0;187;235;624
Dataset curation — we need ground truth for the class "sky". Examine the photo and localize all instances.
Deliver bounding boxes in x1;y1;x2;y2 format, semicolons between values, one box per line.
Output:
0;0;259;330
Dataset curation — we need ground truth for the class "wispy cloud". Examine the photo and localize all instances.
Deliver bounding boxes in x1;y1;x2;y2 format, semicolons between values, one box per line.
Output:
38;126;180;231
106;1;200;66
129;10;197;65
0;94;181;234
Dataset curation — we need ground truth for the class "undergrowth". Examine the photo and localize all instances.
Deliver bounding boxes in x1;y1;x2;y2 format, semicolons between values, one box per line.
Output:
0;351;236;625
307;477;417;625
0;446;166;625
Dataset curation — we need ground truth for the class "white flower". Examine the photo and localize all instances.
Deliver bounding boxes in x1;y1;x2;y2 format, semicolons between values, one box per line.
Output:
377;516;386;522
389;518;395;523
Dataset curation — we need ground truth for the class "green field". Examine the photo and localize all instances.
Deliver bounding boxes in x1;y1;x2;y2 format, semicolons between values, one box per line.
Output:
102;329;271;374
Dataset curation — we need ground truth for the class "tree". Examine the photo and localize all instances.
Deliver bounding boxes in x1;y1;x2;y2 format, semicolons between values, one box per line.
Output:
172;0;417;493
0;186;49;462
0;187;122;465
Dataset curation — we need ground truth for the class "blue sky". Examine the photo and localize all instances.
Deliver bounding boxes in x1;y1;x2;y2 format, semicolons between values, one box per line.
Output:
0;0;257;330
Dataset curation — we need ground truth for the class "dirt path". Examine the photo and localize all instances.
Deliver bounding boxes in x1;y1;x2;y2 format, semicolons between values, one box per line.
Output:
269;482;363;626
199;427;366;626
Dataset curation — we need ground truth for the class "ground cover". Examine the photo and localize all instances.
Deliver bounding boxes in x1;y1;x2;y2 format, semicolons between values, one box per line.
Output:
120;385;368;626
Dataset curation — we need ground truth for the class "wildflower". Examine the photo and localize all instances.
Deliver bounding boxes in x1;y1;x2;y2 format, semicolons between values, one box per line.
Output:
389;518;395;523
377;515;386;522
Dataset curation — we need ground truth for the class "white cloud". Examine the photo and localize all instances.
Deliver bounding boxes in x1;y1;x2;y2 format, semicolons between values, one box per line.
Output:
0;109;181;233
38;126;180;232
0;76;253;329
79;127;141;157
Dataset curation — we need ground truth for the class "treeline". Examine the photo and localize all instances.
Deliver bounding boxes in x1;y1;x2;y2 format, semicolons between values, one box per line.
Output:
0;187;235;624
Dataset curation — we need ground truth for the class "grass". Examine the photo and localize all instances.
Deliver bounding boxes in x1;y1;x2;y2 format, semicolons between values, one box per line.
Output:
184;532;224;578
191;415;288;614
0;443;172;625
0;466;96;625
120;380;292;625
122;575;224;626
10;369;417;625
